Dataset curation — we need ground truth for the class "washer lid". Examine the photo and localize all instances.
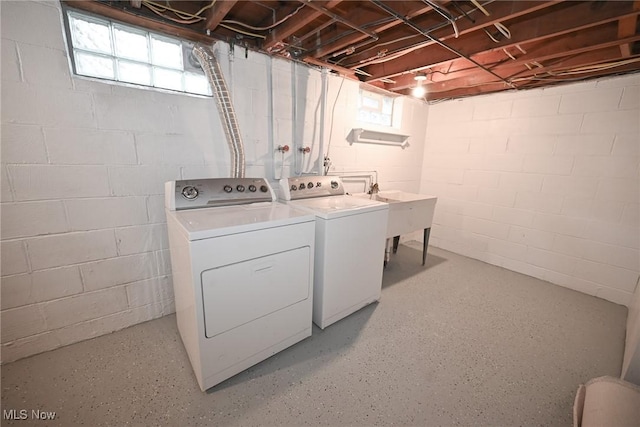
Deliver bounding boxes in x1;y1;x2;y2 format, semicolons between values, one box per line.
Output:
287;195;388;219
166;202;315;240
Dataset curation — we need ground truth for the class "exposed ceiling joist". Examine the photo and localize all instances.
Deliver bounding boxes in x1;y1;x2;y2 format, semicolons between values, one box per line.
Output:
61;0;640;102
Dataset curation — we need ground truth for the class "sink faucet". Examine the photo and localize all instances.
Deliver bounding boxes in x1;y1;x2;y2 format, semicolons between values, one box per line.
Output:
368;183;379;199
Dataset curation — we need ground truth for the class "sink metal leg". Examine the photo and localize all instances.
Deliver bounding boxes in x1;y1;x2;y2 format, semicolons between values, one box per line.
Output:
384;238;392;267
422;228;431;266
392;236;400;253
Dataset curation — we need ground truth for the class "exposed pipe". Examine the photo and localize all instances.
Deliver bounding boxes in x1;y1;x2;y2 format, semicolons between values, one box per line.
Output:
301;0;379;42
192;44;246;178
369;0;515;88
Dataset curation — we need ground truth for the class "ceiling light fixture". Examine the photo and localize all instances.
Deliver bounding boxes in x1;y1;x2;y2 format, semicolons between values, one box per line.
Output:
412;72;427;98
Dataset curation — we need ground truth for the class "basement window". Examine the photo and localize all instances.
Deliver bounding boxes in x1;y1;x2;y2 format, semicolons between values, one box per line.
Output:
356;89;395;127
64;10;211;96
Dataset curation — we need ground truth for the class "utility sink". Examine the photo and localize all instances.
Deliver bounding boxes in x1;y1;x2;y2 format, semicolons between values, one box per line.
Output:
356;191;437;238
353;190;437;266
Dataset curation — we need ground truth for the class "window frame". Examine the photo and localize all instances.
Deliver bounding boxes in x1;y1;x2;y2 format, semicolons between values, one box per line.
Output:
62;7;211;97
356;88;397;128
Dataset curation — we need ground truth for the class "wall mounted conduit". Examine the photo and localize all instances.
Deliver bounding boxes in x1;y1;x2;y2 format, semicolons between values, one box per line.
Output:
192;44;246;178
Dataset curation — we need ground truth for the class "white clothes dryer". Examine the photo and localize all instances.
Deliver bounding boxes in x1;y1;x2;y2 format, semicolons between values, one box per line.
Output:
279;176;389;329
165;177;315;391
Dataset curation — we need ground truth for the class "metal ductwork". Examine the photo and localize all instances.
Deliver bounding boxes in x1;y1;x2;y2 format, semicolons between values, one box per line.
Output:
192;44;245;178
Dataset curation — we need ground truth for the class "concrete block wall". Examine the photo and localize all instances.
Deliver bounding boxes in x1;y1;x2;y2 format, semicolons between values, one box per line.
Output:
1;0;429;363
420;74;640;306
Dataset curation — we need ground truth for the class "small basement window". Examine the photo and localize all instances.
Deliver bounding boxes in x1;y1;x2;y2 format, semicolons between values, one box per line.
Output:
356;89;395;127
64;9;211;96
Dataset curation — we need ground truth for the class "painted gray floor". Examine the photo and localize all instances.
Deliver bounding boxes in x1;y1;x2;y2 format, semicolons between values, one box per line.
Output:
1;245;627;426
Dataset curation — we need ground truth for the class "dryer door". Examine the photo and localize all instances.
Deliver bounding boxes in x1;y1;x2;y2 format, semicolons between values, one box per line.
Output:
201;246;311;338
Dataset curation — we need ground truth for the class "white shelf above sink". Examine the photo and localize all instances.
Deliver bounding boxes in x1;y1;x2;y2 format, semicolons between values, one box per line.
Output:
347;128;410;148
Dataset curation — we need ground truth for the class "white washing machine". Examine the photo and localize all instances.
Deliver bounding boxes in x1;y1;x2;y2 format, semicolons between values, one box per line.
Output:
165;177;315;391
279;176;389;329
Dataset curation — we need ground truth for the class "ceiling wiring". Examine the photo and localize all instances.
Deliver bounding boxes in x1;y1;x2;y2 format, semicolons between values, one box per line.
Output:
141;0;216;24
220;4;305;31
219;23;267;39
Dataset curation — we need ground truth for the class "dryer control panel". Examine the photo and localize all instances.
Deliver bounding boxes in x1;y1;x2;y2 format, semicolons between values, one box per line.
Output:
279;176;345;201
165;178;275;210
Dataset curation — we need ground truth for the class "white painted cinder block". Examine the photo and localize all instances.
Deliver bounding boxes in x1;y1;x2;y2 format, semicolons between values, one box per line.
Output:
155;249;172;276
612;134;640;156
52;300;171;352
31;266;84;303
1;40;21;83
582;221;640;250
80;253;157;291
526;247;578;276
559;87;623;114
0;0;66;50
8;165;110;201
462;170;499;188
506;134;556;155
115;223;169;256
36;87;96;129
135;133;207;166
93;93;175;133
125;276;173;308
0;274;32;310
146;195;166;223
511;95;561;118
18;43;72;89
476;187;516;207
1;201;69;239
1;240;29;276
1;124;48;164
555;134;614;156
595;177;639;203
0;304;47;343
514;191;563;214
619;85;640;110
497;172;544;192
522;155;574;175
1;166;13;203
573;259;639;293
65;197;148;231
541;175;599;198
507;226;555;250
108;165;181;196
27;230;118;270
42;287;129;330
491;206;534;227
44;128;137;165
532;213;586;237
581;110;640;135
572;156;638;179
1;82;41;125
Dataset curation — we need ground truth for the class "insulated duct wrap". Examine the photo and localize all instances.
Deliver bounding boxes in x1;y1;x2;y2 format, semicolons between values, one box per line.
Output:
192;44;245;178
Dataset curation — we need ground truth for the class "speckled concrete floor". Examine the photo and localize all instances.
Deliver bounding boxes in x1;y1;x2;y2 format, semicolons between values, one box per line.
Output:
1;245;627;427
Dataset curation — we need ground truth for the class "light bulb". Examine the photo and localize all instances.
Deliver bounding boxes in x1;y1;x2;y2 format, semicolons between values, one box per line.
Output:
412;85;426;98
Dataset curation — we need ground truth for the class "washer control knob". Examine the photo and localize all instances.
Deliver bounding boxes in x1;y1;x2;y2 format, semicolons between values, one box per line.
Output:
236;185;245;192
316;182;322;188
299;183;306;189
290;184;297;191
248;184;257;192
223;185;233;193
308;182;314;189
260;185;269;193
331;180;339;189
181;186;199;200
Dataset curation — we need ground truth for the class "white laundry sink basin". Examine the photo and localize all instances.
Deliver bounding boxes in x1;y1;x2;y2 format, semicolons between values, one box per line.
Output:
355;191;437;239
